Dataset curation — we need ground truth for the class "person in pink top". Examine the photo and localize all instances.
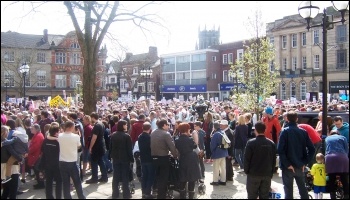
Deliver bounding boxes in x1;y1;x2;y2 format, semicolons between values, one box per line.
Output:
298;123;322;168
1;109;7;125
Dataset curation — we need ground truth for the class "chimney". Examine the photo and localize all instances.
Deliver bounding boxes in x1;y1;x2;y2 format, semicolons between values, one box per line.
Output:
125;52;133;60
148;46;158;59
43;29;48;43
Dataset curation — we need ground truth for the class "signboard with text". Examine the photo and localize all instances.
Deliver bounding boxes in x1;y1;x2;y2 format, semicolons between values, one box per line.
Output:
162;85;207;92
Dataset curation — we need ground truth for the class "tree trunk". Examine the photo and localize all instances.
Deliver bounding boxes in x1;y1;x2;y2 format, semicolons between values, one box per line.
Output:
82;54;97;115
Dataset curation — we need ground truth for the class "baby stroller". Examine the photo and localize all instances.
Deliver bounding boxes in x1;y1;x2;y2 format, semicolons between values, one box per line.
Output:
166;157;206;199
304;167;344;199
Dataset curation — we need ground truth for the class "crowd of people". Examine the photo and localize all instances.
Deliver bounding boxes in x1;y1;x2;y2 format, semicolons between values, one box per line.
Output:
0;97;349;199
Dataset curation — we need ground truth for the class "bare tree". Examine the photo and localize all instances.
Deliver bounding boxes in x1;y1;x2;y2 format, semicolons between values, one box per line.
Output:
5;1;167;114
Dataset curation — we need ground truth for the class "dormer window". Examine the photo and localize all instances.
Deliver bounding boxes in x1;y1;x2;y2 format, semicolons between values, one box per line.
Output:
71;43;80;49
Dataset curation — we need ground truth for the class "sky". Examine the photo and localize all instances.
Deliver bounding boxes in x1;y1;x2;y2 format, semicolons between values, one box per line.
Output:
1;1;333;62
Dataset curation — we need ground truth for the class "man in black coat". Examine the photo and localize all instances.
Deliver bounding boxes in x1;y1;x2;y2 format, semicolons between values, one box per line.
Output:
220;120;235;181
244;121;276;199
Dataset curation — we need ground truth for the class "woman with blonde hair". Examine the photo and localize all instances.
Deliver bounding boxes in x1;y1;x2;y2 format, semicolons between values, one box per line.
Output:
234;115;248;172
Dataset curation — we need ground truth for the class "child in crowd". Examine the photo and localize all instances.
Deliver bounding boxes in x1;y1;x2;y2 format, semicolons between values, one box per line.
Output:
1;129;29;183
310;153;327;199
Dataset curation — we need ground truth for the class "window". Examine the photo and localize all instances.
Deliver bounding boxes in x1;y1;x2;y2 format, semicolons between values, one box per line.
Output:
191;70;206;79
337;25;347;42
110;77;116;83
162;73;175;80
55;52;66;64
177;55;190;63
37;52;46;63
282;35;287;49
36;70;46;87
3;51;14;62
282;58;287;71
223;54;228;64
133;67;138;74
237;49;244;63
55;75;66;88
269;36;274;45
70;43;80;49
302;32;307;46
192;54;206;62
21;52;31;63
70;75;79;88
120;79;127;90
292;34;297;48
70;53;80;65
300;81;307;100
313;30;319;44
176;72;190;80
148;82;154;92
280;82;286;100
310;80;318;89
269;61;275;72
314;55;320;69
302;56;307;70
228;53;233;64
212;56;216;61
290;81;296;98
211;73;217;79
337;50;347;69
292;57;297;71
223;70;228;82
122;68;127;76
4;71;15;87
163;57;175;64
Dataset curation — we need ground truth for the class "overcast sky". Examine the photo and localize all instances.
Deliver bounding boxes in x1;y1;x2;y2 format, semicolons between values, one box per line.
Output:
1;1;333;62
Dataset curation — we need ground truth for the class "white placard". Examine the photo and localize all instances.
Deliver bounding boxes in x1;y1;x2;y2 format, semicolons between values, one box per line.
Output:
215;97;219;102
327;93;331;103
306;93;310;102
179;95;184;102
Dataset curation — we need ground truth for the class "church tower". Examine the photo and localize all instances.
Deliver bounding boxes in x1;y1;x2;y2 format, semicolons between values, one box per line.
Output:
197;25;220;49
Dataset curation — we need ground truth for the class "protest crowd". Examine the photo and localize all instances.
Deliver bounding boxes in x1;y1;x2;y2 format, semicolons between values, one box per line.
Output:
1;95;349;199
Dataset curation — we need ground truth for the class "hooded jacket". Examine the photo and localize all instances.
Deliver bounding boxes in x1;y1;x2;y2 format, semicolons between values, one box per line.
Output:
333;122;349;143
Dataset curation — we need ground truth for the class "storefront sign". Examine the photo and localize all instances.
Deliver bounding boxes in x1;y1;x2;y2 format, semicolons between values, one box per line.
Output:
329;81;349;93
219;83;246;91
162;85;207;92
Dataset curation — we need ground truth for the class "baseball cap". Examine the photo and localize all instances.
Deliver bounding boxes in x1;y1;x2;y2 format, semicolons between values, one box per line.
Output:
265;107;273;115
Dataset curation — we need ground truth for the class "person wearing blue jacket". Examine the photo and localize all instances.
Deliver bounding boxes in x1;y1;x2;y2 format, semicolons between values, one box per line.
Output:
210;121;228;186
277;111;315;199
332;116;349;143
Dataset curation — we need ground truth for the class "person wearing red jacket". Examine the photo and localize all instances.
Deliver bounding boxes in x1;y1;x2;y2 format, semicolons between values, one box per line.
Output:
130;114;145;146
28;124;45;189
298;123;322;167
262;107;281;144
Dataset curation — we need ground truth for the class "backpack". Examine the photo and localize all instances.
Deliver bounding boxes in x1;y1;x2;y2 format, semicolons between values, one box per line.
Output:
219;131;231;149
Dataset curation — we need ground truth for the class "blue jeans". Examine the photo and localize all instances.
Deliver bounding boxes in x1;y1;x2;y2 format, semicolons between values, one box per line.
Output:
103;150;113;171
59;161;85;199
91;156;107;180
234;148;244;169
141;162;156;195
281;167;309;199
112;161;131;198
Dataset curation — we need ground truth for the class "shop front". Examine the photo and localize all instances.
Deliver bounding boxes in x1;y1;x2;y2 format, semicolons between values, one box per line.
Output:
329;81;349;101
162;84;207;100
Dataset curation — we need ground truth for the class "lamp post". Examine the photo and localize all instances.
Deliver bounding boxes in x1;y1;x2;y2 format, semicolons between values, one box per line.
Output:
19;62;30;110
140;67;152;99
4;78;9;102
298;1;348;139
76;80;82;102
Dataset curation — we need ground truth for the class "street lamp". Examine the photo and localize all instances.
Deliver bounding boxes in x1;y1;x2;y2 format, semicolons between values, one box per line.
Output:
4;78;9;102
19;62;30;110
140;67;152;99
76;80;82;102
298;1;348;138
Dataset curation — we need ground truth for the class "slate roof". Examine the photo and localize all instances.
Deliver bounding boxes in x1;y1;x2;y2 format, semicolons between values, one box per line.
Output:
1;31;64;49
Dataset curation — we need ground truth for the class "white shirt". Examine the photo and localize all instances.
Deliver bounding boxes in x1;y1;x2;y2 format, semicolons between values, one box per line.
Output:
58;132;81;162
